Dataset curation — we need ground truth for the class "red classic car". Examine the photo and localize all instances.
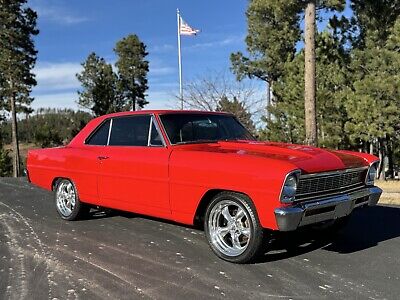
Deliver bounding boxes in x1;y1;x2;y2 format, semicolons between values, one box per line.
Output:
27;110;382;263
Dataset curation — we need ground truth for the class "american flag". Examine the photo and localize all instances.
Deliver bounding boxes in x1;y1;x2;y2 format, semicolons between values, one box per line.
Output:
179;17;200;36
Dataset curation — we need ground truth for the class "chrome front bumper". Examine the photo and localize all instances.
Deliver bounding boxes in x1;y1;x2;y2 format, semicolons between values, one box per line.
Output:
274;187;382;231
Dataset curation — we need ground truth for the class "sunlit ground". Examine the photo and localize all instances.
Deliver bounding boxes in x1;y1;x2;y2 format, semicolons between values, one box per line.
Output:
376;180;400;205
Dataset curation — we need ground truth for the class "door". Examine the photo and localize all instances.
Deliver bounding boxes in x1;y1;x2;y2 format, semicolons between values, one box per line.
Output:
96;115;171;217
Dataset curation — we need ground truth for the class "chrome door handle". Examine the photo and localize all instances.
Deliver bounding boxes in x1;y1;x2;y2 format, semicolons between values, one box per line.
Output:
97;156;109;160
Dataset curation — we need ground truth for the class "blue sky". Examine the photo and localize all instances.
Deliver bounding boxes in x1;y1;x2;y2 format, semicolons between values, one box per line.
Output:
30;0;353;112
30;0;249;111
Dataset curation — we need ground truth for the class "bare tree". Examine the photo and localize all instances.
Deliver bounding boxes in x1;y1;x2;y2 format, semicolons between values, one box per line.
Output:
177;71;265;124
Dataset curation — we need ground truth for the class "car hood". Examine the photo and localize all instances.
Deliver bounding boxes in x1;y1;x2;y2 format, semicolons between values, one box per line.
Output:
174;140;368;174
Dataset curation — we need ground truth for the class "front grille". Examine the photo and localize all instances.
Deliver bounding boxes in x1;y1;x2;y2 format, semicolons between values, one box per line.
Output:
296;168;367;200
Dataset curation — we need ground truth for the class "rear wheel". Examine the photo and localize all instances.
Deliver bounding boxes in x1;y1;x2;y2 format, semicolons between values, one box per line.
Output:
55;179;89;221
204;192;265;263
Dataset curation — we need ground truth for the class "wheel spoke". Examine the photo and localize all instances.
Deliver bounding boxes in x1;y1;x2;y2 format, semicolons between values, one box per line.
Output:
56;181;77;218
217;226;230;238
221;206;233;223
208;199;252;257
67;184;74;195
231;233;242;249
235;208;245;221
241;228;251;237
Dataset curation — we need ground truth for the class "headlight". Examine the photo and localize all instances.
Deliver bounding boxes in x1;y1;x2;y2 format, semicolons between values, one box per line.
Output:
280;171;300;203
366;163;378;185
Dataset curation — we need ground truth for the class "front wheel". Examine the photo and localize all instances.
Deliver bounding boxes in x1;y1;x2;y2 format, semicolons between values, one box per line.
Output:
204;192;265;263
55;179;89;221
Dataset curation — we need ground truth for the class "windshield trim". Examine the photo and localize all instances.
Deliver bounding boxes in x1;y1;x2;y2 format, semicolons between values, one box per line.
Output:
158;113;256;146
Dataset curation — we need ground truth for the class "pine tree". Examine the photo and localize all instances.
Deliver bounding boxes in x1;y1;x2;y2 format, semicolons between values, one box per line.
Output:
230;0;301;119
0;0;38;177
345;18;400;178
77;53;120;116
217;96;256;134
232;0;345;145
262;31;351;149
114;35;149;111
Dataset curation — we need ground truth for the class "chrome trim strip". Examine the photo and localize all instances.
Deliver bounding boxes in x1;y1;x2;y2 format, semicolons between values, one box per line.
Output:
106;118;113;146
300;166;368;179
147;116;152;146
279;169;301;203
150;114;167;147
365;160;380;185
296;184;365;202
296;182;365;198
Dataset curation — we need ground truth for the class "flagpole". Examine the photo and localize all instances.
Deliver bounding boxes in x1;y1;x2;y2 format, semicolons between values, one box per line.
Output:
177;8;183;110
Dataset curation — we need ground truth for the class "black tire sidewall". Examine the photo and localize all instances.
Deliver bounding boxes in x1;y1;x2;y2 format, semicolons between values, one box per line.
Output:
204;192;265;263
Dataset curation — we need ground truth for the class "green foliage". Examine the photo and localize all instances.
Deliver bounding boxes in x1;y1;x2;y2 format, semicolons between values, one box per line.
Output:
0;0;38;112
0;146;12;177
77;35;150;115
77;53;120;116
114;34;149;110
217;96;256;134
231;0;345;84
0;108;92;147
345;19;400;145
0;135;12;177
351;0;400;47
230;0;301;83
262;31;351;148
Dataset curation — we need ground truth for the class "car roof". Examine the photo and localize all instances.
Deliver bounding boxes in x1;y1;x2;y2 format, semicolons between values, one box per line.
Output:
95;109;232;119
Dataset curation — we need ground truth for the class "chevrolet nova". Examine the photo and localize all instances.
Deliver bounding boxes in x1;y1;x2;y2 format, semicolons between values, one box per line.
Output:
27;110;382;263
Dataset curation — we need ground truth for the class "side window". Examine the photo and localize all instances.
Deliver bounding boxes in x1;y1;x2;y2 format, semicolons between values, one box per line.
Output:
150;121;163;146
109;115;151;146
86;119;111;146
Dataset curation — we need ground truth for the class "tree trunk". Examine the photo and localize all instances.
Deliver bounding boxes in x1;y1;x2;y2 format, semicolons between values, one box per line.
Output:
387;135;394;179
304;1;317;146
10;94;20;177
377;138;386;180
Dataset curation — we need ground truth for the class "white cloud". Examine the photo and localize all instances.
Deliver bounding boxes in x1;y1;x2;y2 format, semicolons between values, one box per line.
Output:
31;92;78;110
34;62;82;92
150;44;175;53
30;0;89;25
31;59;177;110
149;60;175;76
146;91;177;110
184;35;245;51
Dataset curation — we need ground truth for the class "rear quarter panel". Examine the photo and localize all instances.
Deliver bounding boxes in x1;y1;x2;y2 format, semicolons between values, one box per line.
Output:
27;146;99;204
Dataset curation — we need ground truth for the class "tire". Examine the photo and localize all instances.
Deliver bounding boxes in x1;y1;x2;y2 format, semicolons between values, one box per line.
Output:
54;179;89;221
204;191;266;263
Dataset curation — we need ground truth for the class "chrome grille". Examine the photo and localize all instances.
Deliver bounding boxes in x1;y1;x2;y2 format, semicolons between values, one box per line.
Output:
296;168;367;200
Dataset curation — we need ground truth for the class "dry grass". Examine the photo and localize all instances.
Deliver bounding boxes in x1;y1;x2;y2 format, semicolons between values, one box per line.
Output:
376;180;400;205
4;143;39;166
375;180;400;193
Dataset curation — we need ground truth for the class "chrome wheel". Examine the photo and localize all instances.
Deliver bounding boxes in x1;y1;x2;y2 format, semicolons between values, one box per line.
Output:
208;200;251;257
56;180;76;217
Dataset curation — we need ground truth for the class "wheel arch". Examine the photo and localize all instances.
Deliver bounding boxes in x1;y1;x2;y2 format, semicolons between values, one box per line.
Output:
51;177;64;191
193;189;256;229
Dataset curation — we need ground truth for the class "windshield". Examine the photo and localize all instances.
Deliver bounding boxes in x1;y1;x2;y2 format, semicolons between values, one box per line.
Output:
159;113;256;145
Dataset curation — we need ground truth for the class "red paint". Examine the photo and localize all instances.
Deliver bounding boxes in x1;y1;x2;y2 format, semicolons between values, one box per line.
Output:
27;110;379;230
